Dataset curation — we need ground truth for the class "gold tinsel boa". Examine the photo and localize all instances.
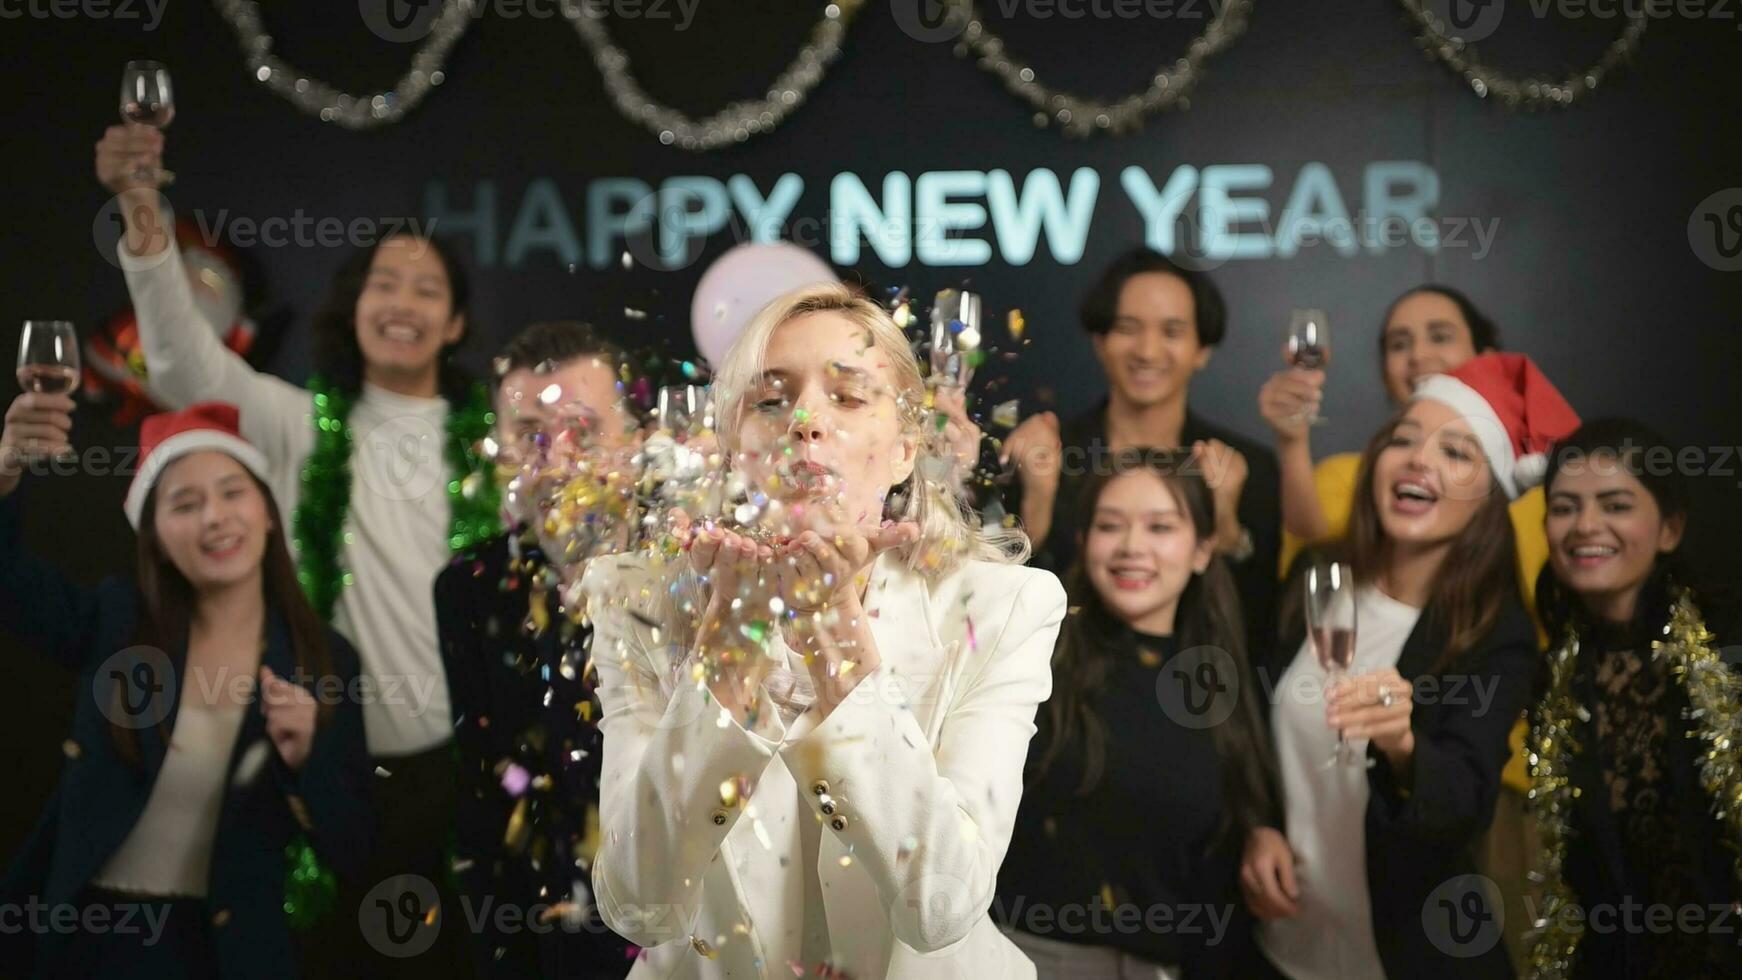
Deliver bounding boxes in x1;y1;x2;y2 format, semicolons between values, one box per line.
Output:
1524;589;1742;979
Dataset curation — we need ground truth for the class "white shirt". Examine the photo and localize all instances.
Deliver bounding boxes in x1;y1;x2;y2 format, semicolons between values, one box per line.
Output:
121;242;455;755
94;700;248;897
1260;586;1421;980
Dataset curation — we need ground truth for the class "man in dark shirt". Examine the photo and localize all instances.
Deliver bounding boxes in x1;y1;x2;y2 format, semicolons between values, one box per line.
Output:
435;321;637;979
1001;247;1280;649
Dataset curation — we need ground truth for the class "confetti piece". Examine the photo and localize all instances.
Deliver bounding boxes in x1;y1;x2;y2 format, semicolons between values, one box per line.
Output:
991;399;1020;429
501;762;532;797
1007;308;1025;341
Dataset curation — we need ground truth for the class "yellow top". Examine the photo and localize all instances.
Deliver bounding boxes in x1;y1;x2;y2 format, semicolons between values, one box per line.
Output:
1279;452;1548;791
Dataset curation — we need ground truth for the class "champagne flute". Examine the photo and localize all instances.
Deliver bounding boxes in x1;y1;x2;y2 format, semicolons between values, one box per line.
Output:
1305;559;1360;767
120;61;175;186
929;288;981;388
657;385;705;438
1286;308;1329;425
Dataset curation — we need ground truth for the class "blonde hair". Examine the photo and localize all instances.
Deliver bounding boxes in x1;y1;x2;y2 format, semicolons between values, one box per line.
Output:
712;281;1028;578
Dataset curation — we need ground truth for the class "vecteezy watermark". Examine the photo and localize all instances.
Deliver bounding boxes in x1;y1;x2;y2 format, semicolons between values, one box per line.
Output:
891;0;1224;43
1521;894;1742;943
92;190;439;270
88;647;444;727
359;0;701;44
351;414;448;503
1419;0;1507;42
1421;0;1741;45
1155;644;1241;730
94;645;176;730
1251;664;1505;716
1528;0;1742;28
361;882;678;953
993;895;1237;945
1689;188;1742;272
0;896;172;944
0;0;167;29
1422;874;1506;958
360;874;443;958
1550;439;1742;489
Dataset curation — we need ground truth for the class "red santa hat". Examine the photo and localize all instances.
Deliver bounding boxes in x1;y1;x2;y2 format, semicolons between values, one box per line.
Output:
124;402;271;529
1410;352;1580;500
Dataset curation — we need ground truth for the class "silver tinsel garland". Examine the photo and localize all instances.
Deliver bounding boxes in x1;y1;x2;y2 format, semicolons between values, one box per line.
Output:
1398;0;1648;110
209;0;1648;143
945;0;1253;137
564;0;860;152
211;0;475;130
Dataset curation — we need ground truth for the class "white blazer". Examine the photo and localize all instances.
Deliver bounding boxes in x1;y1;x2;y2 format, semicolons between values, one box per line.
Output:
582;549;1066;979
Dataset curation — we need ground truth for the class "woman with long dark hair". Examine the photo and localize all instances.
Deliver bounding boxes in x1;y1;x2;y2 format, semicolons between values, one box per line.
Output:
96;124;498;976
0;395;370;979
1526;419;1741;978
1259;285;1527;580
1240;354;1575;978
1257;288;1547;968
995;448;1277;978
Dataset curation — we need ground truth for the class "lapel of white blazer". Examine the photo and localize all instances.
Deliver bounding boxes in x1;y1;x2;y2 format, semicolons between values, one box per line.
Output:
862;551;961;745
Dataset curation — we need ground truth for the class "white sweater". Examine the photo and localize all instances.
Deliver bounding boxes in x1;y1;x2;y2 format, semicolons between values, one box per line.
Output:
120;241;454;755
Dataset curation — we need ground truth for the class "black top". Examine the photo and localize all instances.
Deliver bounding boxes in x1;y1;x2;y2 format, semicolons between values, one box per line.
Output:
1005;402;1281;654
1555;618;1742;979
435;529;631;980
0;486;374;980
995;631;1251;976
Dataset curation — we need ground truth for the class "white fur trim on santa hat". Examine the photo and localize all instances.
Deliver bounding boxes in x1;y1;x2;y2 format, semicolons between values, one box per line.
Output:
124;430;271;529
1513;452;1549;492
1410;373;1520;500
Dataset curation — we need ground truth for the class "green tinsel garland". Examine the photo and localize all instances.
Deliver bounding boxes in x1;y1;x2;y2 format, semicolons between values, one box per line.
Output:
283;375;502;928
1525;589;1742;979
293;376;502;618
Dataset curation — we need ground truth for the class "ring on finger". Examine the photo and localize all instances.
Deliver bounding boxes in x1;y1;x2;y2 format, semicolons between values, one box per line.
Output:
1378;685;1394;708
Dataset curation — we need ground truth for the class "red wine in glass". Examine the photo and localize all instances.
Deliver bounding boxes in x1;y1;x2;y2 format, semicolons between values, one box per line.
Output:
1288;339;1327;370
17;365;78;395
122;100;175;128
119;61;175;185
1285;308;1329;424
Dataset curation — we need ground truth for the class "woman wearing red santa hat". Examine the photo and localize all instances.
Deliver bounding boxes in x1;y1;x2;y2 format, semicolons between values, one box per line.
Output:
96;124;494;977
1239;353;1580;979
0;394;371;979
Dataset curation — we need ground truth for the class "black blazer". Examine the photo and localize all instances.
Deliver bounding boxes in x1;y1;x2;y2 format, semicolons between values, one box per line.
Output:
1008;402;1282;649
435;530;630;979
1261;579;1537;979
0;486;373;979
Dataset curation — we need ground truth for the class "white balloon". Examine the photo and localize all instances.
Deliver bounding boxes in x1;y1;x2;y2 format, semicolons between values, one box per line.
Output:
690;243;837;367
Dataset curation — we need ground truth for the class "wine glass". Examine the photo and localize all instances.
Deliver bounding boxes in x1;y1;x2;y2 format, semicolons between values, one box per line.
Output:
1285;308;1329;425
120;61;175;186
17;321;80;396
1305;559;1360;767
